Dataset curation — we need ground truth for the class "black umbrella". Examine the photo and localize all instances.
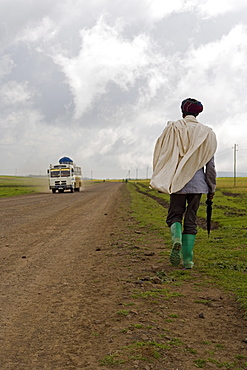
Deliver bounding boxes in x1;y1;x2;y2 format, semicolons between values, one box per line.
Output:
205;198;213;237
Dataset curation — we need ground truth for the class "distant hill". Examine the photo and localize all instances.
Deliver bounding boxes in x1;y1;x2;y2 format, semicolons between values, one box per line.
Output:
217;172;247;177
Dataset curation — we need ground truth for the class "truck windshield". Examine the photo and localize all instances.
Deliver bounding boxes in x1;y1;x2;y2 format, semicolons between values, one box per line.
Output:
51;170;60;177
61;169;70;177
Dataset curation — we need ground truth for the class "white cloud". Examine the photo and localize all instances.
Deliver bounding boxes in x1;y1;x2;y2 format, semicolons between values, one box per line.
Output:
146;0;196;20
0;108;43;147
0;81;33;105
52;15;167;119
83;127;119;157
173;24;247;116
0;55;15;79
215;112;247;173
16;17;57;45
198;0;247;18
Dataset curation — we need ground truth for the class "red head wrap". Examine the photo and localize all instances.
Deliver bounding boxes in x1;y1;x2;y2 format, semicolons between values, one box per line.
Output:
181;98;203;116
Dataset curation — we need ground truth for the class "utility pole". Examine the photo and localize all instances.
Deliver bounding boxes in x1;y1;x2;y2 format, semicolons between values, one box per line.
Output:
233;144;238;187
136;168;138;180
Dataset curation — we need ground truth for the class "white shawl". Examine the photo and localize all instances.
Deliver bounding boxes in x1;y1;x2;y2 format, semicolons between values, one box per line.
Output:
150;116;217;194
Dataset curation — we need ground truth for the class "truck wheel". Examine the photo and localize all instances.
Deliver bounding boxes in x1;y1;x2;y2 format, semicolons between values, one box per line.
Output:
71;188;74;193
52;189;56;194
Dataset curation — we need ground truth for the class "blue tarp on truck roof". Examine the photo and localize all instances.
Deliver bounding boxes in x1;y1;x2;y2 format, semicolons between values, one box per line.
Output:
59;157;73;164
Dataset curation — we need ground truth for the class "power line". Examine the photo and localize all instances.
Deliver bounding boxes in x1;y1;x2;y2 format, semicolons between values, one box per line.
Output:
216;147;232;154
215;148;232;158
237;145;247;151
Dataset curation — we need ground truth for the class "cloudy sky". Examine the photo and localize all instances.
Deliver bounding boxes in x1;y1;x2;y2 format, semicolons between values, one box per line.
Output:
1;0;247;179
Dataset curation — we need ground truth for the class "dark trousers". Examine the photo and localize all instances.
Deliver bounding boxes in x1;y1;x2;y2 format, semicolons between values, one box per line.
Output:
166;194;202;235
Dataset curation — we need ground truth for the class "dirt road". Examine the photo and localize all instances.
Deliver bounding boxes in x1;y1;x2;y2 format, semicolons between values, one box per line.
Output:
0;182;246;369
1;182;125;369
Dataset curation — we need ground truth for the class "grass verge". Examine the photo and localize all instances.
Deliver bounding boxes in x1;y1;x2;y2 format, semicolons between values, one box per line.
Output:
127;178;247;318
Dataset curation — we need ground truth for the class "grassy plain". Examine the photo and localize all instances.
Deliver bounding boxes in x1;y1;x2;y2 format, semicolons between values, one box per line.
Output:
0;176;49;197
127;177;247;317
0;177;118;197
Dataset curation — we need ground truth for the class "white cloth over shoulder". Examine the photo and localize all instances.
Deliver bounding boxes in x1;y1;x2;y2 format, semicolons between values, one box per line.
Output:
150;116;217;194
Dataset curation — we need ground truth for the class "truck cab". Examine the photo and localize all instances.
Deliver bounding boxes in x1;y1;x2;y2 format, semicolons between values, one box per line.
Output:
47;157;82;193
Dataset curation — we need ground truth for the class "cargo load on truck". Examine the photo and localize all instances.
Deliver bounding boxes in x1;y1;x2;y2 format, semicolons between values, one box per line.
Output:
47;157;82;193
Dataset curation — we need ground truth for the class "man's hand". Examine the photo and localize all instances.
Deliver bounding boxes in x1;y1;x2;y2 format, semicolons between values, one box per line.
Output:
207;192;215;200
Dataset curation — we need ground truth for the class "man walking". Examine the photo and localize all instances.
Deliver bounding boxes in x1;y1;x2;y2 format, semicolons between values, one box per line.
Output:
150;98;217;268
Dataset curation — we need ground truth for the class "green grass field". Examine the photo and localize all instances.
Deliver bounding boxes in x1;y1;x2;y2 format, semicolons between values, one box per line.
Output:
0;176;49;197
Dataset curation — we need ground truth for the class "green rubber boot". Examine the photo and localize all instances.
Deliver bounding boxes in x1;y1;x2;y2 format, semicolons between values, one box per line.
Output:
182;234;196;269
169;222;182;266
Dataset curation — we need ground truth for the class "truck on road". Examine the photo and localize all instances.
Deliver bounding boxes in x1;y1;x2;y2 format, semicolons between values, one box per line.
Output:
47;157;82;193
